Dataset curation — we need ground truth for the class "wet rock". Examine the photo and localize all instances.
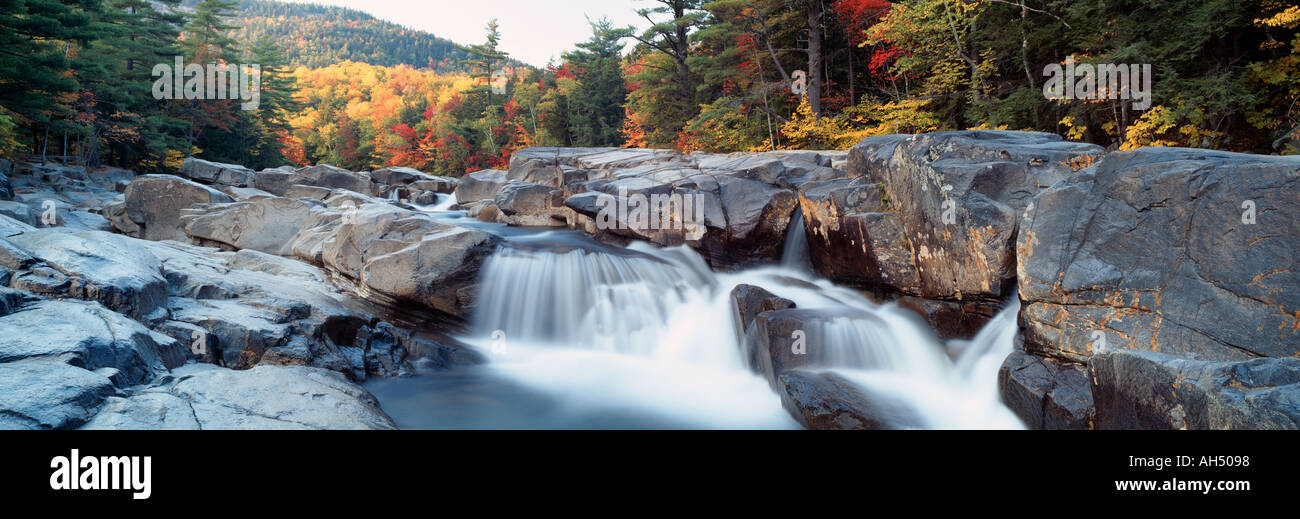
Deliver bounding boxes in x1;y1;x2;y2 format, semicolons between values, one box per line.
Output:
0;358;116;430
494;180;566;226
168;297;290;370
730;284;795;336
181;196;315;256
178;157;255;187
82;364;396;430
122;174;235;241
1018;147;1300;362
255;164;373;197
5;230;169;321
0;299;188;383
847;131;1104;301
998;349;1093;429
1090;349;1300;430
0;200;35;225
0;168;12;201
410;177;459;194
319;203;499;318
778;370;892;430
895;295;996;340
747;309;824;386
455;169;509;204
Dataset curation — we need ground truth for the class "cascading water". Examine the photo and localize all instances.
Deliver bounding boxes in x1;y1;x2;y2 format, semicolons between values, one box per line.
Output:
448;232;1026;429
428;193;457;212
780;208;813;273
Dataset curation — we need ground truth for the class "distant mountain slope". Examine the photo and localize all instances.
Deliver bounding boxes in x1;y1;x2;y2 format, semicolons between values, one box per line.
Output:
181;0;524;72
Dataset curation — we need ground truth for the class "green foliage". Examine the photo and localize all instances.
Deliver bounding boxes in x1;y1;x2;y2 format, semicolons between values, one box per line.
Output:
564;19;635;147
218;0;526;72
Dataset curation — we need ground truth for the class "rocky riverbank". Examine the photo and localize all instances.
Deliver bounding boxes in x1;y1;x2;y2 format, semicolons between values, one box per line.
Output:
0;130;1295;430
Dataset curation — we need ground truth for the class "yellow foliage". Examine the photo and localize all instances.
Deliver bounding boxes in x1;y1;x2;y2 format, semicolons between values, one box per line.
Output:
1120;104;1222;150
1255;6;1300;29
779;99;851;149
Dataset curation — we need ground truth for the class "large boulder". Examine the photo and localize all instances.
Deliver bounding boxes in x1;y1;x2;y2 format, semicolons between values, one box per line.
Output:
4;230;170;321
370;167;458;194
845;131;1104;301
0;358;116;429
0;171;12;201
796;178;926;292
730;284;795;337
122;174;235;242
82;364;396;430
181;196;315;256
178;157;255;187
319;203;498;318
778;370;920;430
0;299;187;384
0;297;188;430
255;164;373;197
136;240;444;379
1017;148;1300;363
998;348;1094;429
455;169;509;204
493;180;566;227
1090;349;1299;430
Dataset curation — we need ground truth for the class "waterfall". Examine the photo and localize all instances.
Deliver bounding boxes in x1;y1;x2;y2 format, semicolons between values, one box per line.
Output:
780;208;813;273
430;193;457;212
464;237;1025;429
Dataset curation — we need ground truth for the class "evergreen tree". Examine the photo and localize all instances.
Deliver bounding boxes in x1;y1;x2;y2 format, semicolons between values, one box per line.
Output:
564;18;634;147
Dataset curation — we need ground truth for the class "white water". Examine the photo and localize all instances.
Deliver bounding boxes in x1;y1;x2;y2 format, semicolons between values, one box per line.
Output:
429;193;458;212
462;236;1025;429
780;208;813;273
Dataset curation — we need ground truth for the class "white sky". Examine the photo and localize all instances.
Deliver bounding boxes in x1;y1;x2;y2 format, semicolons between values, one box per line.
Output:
293;0;655;67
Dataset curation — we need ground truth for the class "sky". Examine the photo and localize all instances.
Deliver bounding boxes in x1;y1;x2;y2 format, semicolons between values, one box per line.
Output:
297;0;654;67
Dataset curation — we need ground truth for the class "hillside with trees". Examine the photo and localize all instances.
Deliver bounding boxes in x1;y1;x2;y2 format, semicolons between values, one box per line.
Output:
1;0;1296;178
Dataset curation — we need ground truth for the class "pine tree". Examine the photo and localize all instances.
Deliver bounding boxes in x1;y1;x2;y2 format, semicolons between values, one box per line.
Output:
564;18;634;147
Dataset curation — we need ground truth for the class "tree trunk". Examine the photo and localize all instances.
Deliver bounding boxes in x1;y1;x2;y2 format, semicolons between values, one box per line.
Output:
807;0;824;116
673;2;692;112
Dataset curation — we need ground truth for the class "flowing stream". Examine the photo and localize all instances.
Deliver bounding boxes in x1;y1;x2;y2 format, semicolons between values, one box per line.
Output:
366;205;1024;429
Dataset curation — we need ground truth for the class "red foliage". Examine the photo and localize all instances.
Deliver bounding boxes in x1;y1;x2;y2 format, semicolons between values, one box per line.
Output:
831;0;893;47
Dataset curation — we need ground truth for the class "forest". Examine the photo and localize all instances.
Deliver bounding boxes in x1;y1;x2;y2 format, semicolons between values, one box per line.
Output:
1;0;1297;176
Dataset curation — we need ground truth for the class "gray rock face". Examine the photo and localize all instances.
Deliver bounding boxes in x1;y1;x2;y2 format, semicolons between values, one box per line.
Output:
178;157;256;187
410;177;459;195
0;170;12;201
294;165;374;196
0;299;187;383
82;364;396;430
730;284;795;337
499;147;843;268
0;358;115;429
0;200;35;225
455;169;509;204
845;131;1104;301
138;241;440;379
122;174;235;242
1018;147;1300;363
1090;349;1299;430
181;196;315;256
998;348;1094;429
369;167;459;197
494;180;565;226
795;178;925;291
254;164;373;197
5;230;169;321
320;203;498;318
778;370;922;430
0;296;188;430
